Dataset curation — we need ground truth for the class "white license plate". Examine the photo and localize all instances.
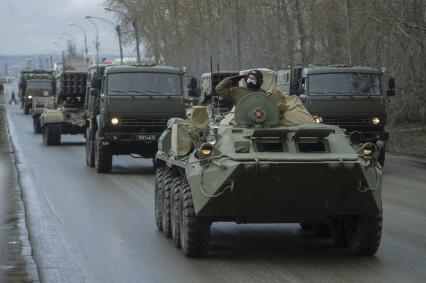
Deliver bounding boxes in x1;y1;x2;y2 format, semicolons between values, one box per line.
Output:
136;135;157;141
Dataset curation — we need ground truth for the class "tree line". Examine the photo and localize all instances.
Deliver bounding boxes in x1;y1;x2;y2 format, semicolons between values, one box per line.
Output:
104;0;426;124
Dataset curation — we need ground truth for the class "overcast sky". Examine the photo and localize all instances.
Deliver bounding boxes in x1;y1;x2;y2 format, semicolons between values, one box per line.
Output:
0;0;134;57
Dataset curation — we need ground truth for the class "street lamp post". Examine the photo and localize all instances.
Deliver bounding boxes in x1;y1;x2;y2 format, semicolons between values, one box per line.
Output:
85;16;100;66
104;7;140;63
69;22;89;63
86;15;123;64
53;42;65;70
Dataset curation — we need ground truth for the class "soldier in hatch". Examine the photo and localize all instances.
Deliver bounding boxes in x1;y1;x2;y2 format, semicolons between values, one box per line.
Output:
216;69;315;125
215;69;264;105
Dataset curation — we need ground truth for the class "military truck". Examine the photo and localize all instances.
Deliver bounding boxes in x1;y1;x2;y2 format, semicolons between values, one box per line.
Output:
85;64;186;173
19;70;55;114
276;65;396;166
30;79;56;133
155;89;384;257
40;71;87;145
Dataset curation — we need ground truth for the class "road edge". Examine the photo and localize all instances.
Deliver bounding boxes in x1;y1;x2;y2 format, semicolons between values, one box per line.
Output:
2;98;41;282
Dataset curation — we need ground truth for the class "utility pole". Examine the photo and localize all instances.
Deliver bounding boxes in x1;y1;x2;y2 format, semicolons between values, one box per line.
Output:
234;0;241;69
116;25;124;64
132;21;141;63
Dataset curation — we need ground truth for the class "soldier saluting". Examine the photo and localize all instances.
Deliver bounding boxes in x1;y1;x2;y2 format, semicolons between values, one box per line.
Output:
215;69;264;105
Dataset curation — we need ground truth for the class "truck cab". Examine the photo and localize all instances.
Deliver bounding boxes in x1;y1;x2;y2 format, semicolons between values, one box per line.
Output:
85;64;186;173
276;65;396;165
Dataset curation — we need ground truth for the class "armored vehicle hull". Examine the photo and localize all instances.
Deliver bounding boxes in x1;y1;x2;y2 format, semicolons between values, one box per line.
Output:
155;93;383;257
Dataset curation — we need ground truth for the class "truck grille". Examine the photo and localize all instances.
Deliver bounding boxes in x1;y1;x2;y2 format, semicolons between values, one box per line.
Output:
323;117;370;127
120;117;168;128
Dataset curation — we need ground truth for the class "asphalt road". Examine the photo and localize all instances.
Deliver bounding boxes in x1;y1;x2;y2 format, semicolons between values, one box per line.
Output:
5;98;426;283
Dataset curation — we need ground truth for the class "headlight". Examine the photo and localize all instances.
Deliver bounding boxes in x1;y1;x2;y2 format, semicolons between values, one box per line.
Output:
206;134;217;145
372;117;380;125
27;95;33;99
363;148;373;156
199;143;213;158
111;117;119;125
314;116;323;123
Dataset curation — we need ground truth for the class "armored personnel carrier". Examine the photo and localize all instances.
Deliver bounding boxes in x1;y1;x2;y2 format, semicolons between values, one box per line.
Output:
40;71;87;145
155;92;384;257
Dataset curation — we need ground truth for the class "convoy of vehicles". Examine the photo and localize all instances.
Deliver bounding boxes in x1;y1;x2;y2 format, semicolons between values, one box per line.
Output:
14;62;393;258
276;65;396;165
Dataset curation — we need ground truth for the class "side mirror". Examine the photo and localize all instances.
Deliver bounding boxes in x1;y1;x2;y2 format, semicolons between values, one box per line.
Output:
388;77;395;90
90;79;97;88
387;77;396;96
187;77;198;89
187;89;200;97
90;89;98;96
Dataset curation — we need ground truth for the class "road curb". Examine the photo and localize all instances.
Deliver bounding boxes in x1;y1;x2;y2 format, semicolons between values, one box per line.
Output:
0;95;40;282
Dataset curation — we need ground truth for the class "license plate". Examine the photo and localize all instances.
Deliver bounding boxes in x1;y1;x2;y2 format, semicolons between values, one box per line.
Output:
136;135;157;141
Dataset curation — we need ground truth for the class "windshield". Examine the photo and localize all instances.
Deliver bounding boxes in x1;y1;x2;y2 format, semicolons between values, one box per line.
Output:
107;72;181;96
308;73;380;96
26;81;52;90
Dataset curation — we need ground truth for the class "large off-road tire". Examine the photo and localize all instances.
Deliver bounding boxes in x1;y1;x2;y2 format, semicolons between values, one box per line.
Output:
162;171;174;239
171;176;183;248
179;182;210;257
85;127;95;167
347;213;383;256
24;104;30;114
330;220;348;247
299;223;313;231
95;132;112;173
378;149;385;167
33;116;41;134
43;124;61;145
155;167;166;231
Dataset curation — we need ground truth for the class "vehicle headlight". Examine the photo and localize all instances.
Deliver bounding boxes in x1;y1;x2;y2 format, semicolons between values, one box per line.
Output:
199;143;213;158
111;117;119;125
314;116;323;123
372;117;380;125
27;95;33;99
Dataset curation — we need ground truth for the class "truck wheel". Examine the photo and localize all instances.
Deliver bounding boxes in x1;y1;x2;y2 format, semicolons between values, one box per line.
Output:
179;182;210;257
155;167;166;231
33;116;41;134
314;223;331;237
171;177;183;247
378;149;385;167
95;133;112;173
43;124;61;145
85;128;95;167
162;171;173;239
299;223;313;231
24;104;30;114
330;220;348;247
346;212;383;256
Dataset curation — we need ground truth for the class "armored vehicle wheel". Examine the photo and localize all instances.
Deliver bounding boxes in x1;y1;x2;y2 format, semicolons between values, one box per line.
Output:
155;167;166;231
171;177;183;247
95;133;112;173
179;182;210;257
85;128;95;167
43;124;61;145
24;104;30;114
33;116;41;134
346;212;383;256
162;172;174;238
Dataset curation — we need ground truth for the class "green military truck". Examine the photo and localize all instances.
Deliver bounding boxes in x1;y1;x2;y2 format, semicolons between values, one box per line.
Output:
19;70;55;114
276;65;396;165
40;71;87;145
85;64;186;173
